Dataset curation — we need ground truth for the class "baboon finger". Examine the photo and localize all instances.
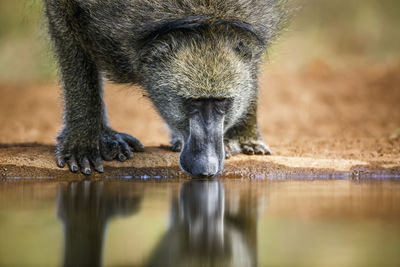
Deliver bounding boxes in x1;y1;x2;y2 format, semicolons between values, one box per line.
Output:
242;145;255;155
120;133;145;152
80;157;91;175
117;153;127;162
67;156;79;173
92;156;104;173
120;141;134;158
56;155;66;168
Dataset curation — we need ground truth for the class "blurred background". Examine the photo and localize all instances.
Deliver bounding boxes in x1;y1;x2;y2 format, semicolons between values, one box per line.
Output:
1;2;400;267
0;0;55;83
1;0;399;83
0;0;399;155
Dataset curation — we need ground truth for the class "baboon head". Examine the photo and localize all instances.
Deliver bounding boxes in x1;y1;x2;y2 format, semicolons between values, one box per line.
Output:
139;19;264;177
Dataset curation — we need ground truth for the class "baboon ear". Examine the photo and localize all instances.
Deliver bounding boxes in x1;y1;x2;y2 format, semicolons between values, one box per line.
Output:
144;40;176;62
157;40;175;54
235;41;253;60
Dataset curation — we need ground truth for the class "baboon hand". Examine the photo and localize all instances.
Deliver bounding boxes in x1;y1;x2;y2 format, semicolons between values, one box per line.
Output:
55;128;144;175
170;138;182;152
224;138;272;159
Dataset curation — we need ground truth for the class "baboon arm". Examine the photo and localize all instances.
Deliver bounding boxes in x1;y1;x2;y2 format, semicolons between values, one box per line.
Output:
224;100;272;157
225;100;260;141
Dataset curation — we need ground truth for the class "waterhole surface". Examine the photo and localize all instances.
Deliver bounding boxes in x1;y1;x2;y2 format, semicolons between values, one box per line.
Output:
0;174;399;267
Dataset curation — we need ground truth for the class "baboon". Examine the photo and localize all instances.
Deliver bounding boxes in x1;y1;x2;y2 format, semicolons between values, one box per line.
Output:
57;180;262;267
147;180;261;267
57;180;144;267
44;0;289;177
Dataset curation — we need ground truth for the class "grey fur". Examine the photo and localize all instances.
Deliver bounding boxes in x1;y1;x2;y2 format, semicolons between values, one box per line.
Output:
44;0;289;176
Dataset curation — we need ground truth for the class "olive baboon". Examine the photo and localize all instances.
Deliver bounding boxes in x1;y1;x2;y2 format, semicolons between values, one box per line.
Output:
45;0;289;177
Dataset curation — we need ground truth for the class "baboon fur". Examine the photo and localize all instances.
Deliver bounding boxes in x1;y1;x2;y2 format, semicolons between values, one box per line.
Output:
44;0;289;176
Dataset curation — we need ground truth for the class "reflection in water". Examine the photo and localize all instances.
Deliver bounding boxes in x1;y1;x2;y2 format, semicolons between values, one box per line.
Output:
147;180;259;267
57;180;143;267
2;179;399;266
57;180;260;267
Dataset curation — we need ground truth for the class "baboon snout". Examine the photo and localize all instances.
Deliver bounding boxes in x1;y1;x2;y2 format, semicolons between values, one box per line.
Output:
180;147;222;178
179;99;226;178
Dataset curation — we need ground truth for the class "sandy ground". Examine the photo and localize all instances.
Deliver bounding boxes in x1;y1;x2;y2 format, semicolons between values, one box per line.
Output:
0;60;399;178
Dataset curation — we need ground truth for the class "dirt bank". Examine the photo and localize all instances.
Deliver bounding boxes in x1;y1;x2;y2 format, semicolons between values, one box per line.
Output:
0;60;399;178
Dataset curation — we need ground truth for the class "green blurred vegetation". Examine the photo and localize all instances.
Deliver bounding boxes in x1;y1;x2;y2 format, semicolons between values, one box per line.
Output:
0;0;56;82
287;0;400;60
0;0;399;83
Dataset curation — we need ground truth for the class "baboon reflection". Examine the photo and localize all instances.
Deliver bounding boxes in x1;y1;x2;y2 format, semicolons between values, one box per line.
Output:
57;180;143;267
57;180;261;267
147;180;260;267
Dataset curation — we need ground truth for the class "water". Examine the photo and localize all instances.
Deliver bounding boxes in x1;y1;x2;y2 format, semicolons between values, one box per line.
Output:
0;177;400;267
